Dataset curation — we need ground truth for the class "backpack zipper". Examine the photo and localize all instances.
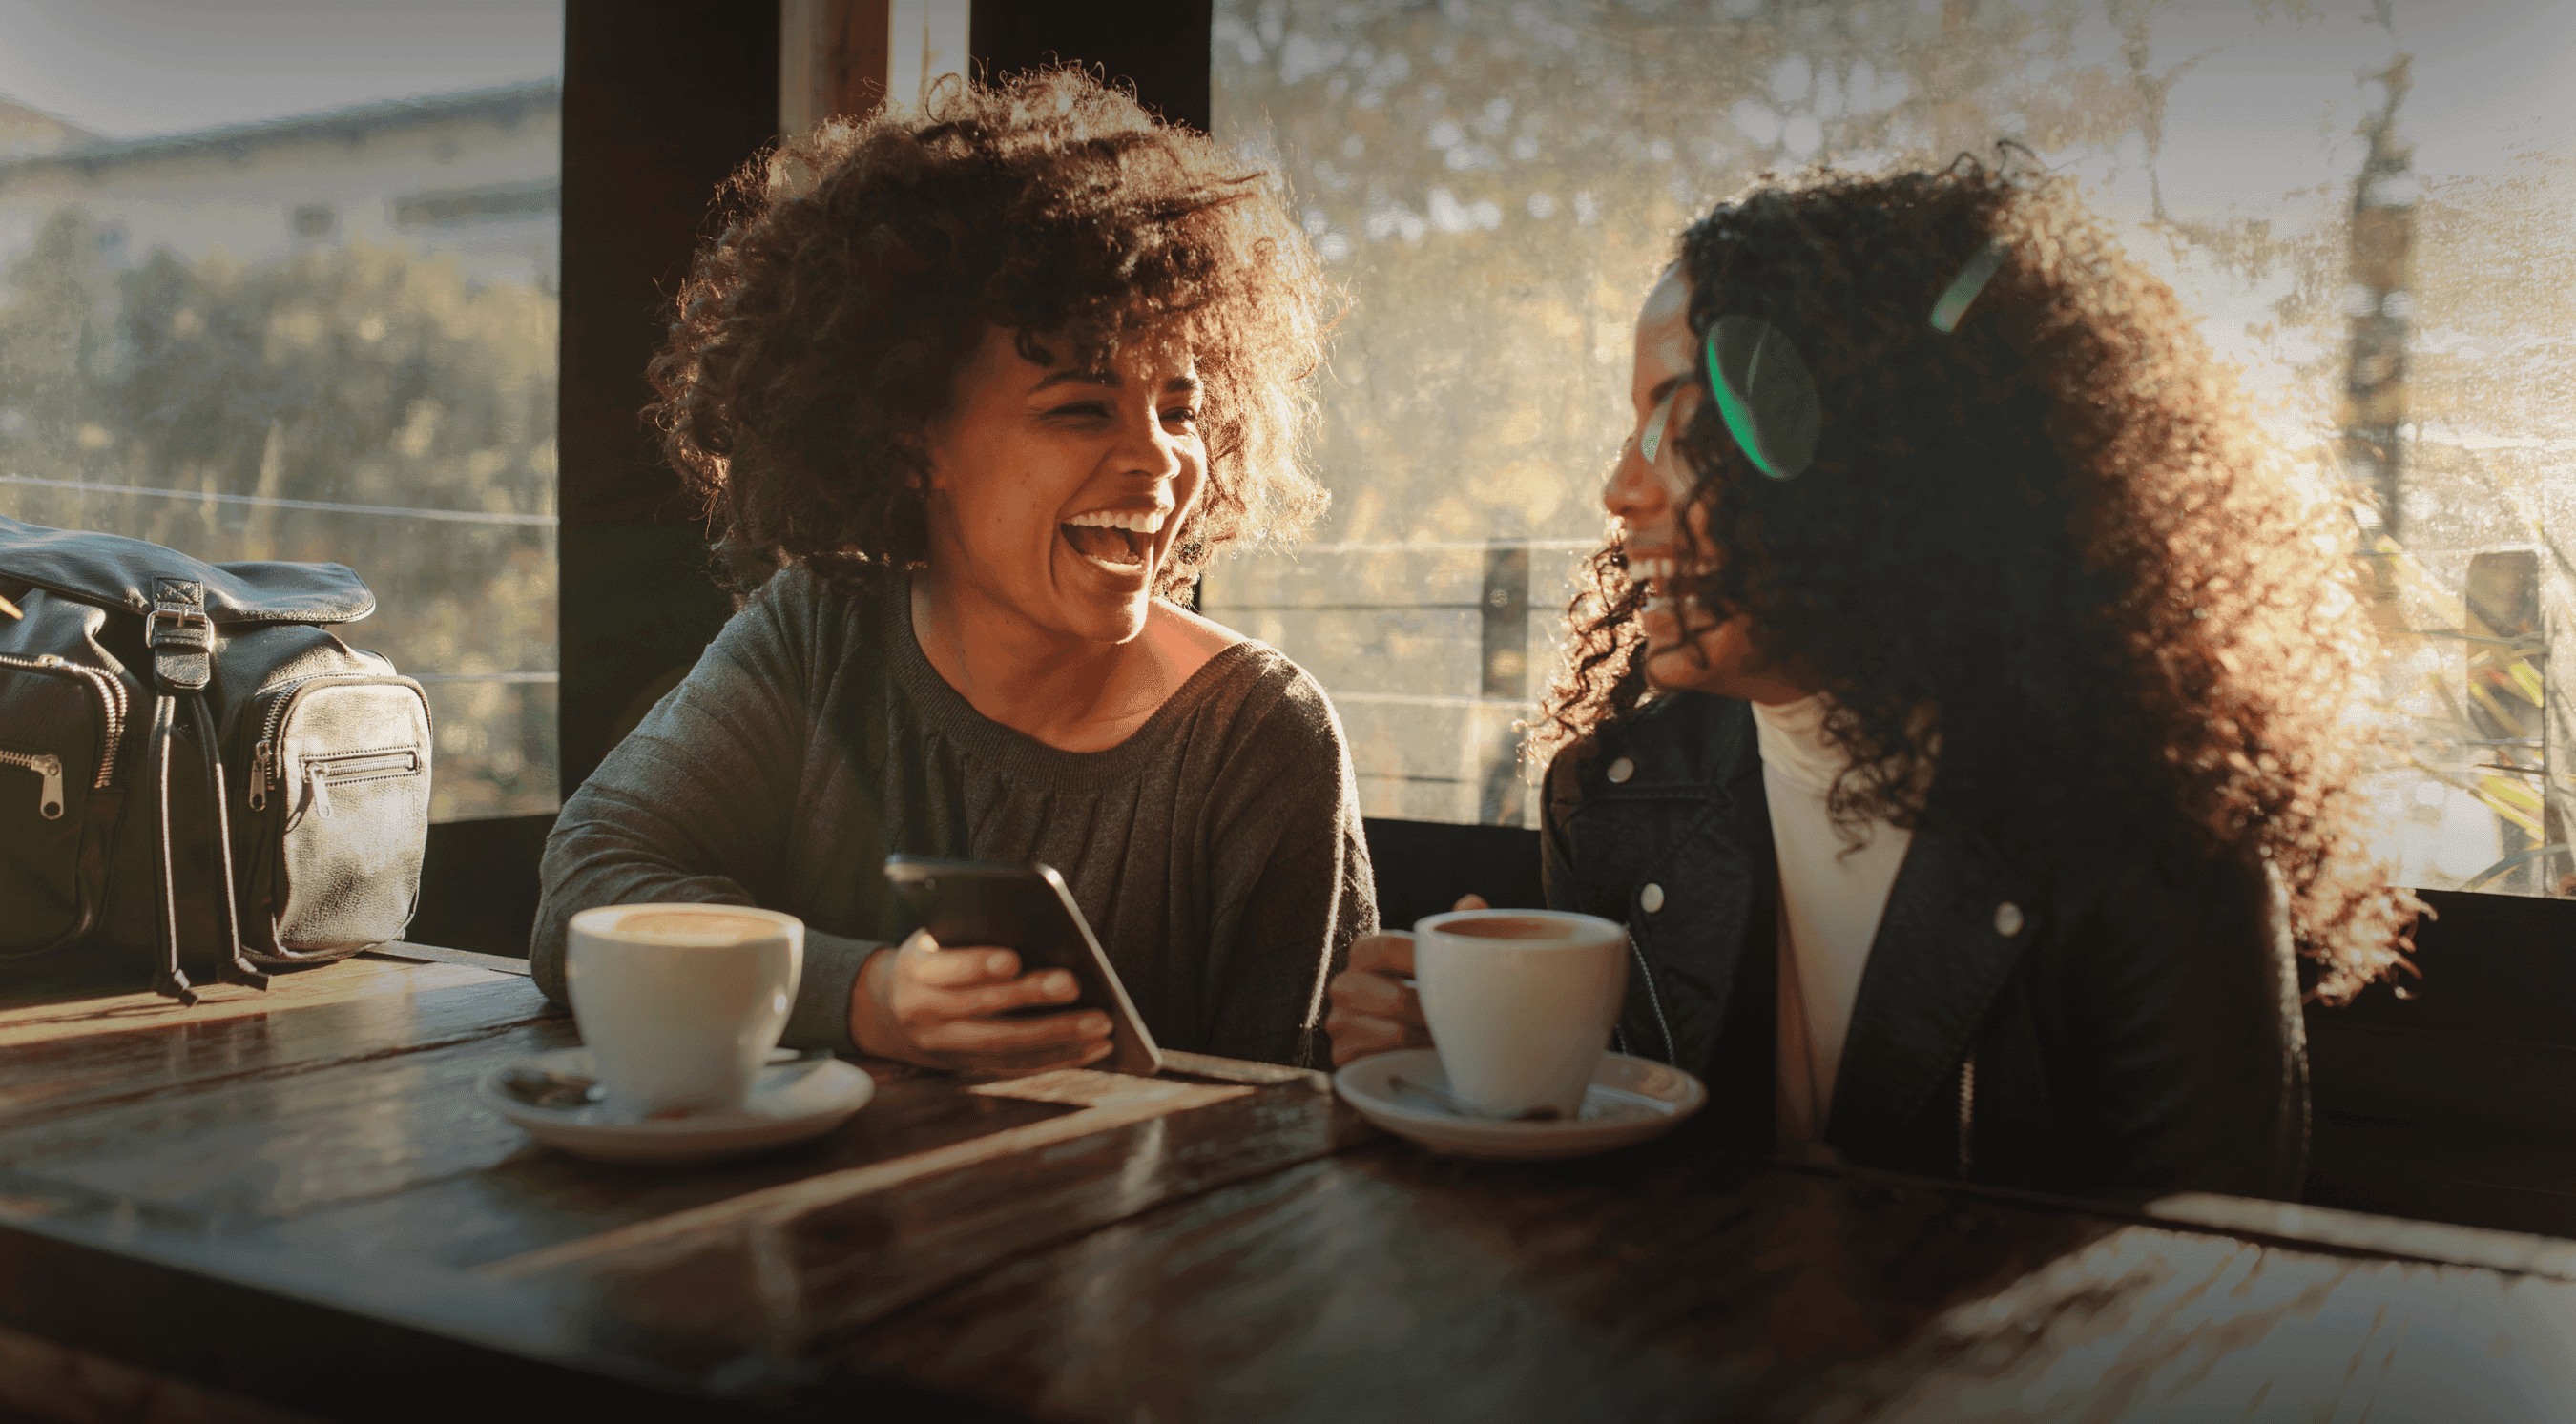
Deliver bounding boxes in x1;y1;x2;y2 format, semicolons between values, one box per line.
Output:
247;673;398;812
296;749;422;820
0;749;65;819
0;652;124;789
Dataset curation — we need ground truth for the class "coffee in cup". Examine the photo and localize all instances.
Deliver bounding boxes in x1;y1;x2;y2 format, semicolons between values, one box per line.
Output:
565;903;804;1119
1407;908;1628;1118
1436;915;1573;940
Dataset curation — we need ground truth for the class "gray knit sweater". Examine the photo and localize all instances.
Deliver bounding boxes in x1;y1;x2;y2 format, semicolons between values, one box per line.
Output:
530;567;1377;1067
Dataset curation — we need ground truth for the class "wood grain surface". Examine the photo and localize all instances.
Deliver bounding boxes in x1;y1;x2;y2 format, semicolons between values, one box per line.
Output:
840;1138;2576;1423
3;949;2570;1422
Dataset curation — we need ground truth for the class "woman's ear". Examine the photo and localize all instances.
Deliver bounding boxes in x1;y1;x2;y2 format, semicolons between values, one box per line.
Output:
897;427;941;492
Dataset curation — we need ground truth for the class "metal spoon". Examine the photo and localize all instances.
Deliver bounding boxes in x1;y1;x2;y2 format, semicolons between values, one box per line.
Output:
1388;1074;1564;1123
500;1064;604;1110
501;1051;835;1112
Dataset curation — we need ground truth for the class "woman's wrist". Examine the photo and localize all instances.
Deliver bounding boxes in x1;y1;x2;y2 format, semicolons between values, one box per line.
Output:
849;946;907;1060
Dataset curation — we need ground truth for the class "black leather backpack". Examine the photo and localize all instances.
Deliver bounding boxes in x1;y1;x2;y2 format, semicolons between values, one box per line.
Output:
0;515;432;1001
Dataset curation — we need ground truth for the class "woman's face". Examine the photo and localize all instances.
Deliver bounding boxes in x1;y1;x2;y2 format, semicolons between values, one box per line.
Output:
921;325;1205;647
1601;267;1808;704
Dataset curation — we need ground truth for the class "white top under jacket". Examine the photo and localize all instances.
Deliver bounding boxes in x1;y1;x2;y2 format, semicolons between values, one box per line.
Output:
1752;694;1912;1151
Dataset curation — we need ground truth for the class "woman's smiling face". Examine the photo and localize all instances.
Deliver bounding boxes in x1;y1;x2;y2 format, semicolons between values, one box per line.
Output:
920;325;1206;647
1601;266;1810;704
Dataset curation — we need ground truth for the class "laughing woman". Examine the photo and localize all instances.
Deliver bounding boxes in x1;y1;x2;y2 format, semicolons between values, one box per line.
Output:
531;71;1375;1071
1329;158;2420;1199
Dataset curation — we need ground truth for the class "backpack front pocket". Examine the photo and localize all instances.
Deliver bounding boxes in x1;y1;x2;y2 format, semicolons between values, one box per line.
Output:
0;653;126;955
237;675;432;958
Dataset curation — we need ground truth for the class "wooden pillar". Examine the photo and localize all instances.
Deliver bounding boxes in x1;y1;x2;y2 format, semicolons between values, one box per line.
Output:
781;0;969;134
969;0;1213;134
557;2;779;799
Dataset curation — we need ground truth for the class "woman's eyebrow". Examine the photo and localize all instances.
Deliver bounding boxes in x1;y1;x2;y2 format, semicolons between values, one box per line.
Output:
1028;368;1120;394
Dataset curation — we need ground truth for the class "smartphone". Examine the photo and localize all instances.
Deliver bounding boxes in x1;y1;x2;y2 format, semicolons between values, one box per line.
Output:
882;855;1164;1077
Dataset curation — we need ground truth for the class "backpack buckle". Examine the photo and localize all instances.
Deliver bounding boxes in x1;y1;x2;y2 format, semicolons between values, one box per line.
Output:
148;579;213;691
148;580;211;644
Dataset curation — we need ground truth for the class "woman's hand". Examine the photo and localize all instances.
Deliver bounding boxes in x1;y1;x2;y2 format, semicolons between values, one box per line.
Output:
1324;893;1486;1066
850;931;1113;1075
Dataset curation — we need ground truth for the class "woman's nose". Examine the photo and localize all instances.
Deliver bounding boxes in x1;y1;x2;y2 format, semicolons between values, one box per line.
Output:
1602;432;1662;526
1117;408;1188;480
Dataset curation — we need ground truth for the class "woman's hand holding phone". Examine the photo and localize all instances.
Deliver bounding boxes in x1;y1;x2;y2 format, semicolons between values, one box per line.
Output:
850;930;1114;1074
1323;893;1486;1066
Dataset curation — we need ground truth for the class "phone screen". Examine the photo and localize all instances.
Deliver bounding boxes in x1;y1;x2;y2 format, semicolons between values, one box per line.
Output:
882;856;1164;1077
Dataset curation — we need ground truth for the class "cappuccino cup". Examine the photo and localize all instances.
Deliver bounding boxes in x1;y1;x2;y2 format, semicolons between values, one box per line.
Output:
565;903;804;1119
1406;908;1628;1118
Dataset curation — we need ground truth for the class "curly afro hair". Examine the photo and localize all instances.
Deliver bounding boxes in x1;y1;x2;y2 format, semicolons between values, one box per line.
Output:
647;68;1335;597
1532;156;2420;1001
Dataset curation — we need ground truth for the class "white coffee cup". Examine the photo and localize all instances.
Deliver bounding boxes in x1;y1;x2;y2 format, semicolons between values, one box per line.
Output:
1407;908;1629;1118
565;903;805;1119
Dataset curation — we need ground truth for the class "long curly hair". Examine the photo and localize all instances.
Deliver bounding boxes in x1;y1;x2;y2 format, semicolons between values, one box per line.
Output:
646;68;1334;596
1532;157;2419;1000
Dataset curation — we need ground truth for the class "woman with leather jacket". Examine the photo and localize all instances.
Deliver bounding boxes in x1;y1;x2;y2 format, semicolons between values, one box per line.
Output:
1326;158;2420;1201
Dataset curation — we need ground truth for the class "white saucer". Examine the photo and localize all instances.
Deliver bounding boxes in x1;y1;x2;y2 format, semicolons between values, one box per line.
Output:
1334;1049;1707;1162
477;1046;875;1165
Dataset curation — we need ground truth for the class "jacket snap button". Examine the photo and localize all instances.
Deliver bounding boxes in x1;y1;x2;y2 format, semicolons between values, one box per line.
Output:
1606;756;1634;784
1640;882;1665;914
1994;901;2025;938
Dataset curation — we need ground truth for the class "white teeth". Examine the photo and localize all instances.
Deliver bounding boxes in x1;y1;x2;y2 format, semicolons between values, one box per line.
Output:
1630;556;1678;582
1065;508;1168;534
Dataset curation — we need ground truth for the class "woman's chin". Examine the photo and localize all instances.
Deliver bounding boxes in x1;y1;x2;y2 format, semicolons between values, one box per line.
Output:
1074;583;1159;645
1050;540;1161;639
1640;629;1754;696
1640;643;1708;692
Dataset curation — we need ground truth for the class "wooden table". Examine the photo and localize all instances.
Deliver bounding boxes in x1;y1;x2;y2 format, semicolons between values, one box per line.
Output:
3;950;2572;1423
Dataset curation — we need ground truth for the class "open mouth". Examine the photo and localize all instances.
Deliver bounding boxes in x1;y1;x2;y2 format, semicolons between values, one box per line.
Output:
1626;552;1685;609
1060;507;1167;576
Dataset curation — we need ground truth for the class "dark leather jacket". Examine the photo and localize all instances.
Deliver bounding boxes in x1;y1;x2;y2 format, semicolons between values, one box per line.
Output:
1541;691;2309;1202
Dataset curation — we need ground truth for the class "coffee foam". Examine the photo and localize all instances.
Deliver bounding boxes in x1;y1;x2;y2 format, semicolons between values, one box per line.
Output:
607;908;782;947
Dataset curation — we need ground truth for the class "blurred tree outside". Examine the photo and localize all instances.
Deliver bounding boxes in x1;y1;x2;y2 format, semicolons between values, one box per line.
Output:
0;205;558;820
1205;0;2575;896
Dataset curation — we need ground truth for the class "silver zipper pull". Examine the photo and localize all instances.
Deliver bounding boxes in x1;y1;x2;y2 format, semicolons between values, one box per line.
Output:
249;740;273;812
304;760;335;819
33;654;63;667
33;754;62;820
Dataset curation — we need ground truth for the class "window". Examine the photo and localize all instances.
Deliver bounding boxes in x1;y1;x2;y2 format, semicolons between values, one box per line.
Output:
1208;0;2575;898
0;2;564;822
391;178;561;230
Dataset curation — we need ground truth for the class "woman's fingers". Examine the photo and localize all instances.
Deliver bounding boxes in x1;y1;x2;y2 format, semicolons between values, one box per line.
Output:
894;973;1079;1030
904;943;1021;986
938;969;1079;1019
1345;932;1417;978
1326;1007;1431;1065
915;1008;1111;1055
859;938;1112;1074
1327;939;1427;1064
1331;963;1421;1021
